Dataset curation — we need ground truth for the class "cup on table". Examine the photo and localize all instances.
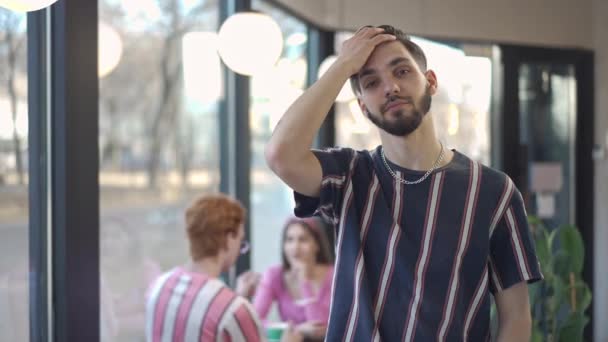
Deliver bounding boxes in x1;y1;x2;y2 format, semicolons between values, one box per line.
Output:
266;322;289;341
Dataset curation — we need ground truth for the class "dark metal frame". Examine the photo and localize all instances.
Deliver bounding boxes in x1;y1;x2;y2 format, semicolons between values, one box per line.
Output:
307;27;335;148
500;44;595;340
27;7;50;342
27;0;101;341
219;0;252;280
50;0;100;340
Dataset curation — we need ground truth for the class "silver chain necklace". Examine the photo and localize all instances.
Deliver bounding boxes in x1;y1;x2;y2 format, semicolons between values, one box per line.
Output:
381;142;445;185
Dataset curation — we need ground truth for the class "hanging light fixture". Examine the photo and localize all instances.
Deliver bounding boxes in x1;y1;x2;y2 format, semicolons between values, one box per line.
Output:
217;12;283;76
0;0;58;12
98;22;123;78
182;31;223;103
318;55;356;102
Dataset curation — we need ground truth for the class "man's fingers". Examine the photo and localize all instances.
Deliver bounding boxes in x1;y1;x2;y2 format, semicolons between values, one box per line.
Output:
371;33;396;45
356;26;384;38
355;25;374;33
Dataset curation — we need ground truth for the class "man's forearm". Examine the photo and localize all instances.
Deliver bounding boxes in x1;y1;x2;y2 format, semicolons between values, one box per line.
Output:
266;61;352;163
496;317;531;342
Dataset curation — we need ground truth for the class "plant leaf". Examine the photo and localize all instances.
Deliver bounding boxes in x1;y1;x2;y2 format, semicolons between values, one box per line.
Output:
535;227;552;271
558;225;584;274
558;313;589;342
531;326;544;342
551;276;566;315
573;282;593;312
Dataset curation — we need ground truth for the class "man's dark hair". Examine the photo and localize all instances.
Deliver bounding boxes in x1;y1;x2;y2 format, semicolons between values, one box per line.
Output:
349;25;427;95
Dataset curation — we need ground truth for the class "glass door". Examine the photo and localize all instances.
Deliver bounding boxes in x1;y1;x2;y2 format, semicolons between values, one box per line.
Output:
517;62;576;228
499;44;594;340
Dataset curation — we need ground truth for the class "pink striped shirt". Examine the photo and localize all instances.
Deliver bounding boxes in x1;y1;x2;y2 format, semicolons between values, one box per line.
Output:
146;267;264;342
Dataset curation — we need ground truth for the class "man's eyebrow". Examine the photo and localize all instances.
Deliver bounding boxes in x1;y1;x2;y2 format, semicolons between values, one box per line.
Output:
388;57;411;67
358;67;377;79
358;57;413;79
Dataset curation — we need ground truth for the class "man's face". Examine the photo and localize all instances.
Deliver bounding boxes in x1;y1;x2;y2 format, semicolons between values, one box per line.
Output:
356;41;436;136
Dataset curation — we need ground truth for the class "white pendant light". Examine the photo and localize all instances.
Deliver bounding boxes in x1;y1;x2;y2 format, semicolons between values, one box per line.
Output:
98;22;123;78
0;0;58;12
217;12;283;76
318;55;355;102
182;31;223;103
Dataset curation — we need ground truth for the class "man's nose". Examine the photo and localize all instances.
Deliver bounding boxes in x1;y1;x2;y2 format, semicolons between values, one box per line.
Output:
384;79;400;97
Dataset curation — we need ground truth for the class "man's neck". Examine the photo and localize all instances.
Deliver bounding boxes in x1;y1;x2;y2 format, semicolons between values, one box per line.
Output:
379;114;453;171
186;257;223;278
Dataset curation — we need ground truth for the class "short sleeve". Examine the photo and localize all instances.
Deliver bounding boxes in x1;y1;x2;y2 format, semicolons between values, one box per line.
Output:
293;147;356;225
489;188;543;293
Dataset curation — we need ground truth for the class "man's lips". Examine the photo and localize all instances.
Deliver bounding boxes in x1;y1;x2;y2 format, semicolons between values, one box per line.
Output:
383;100;410;112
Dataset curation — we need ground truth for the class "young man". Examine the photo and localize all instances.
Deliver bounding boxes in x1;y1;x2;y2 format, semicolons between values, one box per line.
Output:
145;194;302;342
265;25;543;341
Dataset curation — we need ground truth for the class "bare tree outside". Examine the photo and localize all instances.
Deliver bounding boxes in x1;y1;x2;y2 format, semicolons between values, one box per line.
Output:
100;0;216;190
0;9;26;186
98;2;221;340
144;0;215;189
0;9;29;342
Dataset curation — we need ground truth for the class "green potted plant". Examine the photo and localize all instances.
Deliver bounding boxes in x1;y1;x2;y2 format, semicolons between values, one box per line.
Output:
527;216;592;342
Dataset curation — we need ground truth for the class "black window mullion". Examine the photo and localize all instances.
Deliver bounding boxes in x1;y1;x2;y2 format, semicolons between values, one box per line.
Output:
307;26;335;148
27;7;50;342
50;0;100;341
219;0;252;283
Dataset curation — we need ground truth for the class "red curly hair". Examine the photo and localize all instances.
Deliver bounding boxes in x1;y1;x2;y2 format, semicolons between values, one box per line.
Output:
185;193;246;260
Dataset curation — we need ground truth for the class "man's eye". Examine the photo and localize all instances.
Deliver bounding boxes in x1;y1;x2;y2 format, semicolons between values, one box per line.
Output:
364;80;377;88
397;68;408;76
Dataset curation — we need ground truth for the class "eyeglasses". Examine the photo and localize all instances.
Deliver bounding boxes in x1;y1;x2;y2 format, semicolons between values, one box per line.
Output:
240;240;250;255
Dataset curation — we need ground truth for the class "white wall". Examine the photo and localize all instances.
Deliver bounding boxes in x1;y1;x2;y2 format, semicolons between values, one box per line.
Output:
276;0;593;49
272;0;607;340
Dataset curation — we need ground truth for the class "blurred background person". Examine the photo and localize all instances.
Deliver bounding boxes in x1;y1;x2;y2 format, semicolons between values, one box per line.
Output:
145;193;301;342
253;216;334;341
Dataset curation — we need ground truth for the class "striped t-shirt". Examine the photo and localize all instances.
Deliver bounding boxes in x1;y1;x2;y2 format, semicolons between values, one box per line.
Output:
146;267;264;342
294;146;543;342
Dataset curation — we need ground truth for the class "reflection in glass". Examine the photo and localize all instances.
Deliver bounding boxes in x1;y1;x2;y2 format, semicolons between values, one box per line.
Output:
519;63;576;228
250;0;308;274
99;1;220;340
0;8;29;341
334;32;492;165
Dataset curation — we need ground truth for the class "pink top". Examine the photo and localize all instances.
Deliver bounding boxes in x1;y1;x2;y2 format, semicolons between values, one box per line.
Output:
253;265;334;325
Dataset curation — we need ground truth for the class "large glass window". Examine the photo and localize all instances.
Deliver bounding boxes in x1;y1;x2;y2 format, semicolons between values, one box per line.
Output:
249;0;308;273
99;1;221;340
0;8;28;341
334;32;493;165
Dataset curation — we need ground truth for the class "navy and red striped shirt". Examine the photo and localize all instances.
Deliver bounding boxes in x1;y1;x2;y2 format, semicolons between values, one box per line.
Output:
294;146;543;342
145;267;264;342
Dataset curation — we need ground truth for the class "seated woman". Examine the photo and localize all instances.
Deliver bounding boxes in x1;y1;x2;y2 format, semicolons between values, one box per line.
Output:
253;216;334;341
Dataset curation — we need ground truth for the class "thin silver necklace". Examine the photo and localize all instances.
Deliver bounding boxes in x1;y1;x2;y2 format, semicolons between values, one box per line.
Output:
381;142;445;185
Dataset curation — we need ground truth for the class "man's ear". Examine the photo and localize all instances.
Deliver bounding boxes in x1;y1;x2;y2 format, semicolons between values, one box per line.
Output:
221;231;236;251
425;69;438;95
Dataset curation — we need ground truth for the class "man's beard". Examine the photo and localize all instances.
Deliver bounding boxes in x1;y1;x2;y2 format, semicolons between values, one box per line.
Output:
366;85;432;137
